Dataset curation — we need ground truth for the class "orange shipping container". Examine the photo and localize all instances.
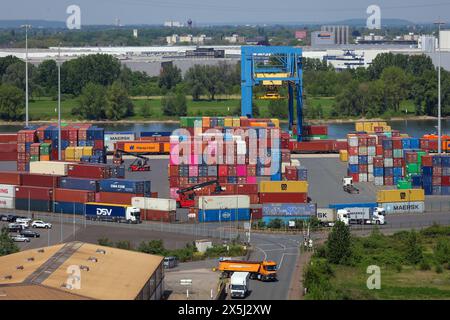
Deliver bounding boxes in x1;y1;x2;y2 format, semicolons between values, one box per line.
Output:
123;142;160;153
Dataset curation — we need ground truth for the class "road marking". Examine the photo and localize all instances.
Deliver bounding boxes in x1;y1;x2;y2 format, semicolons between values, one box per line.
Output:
254;246;267;260
262;247;299;252
278;253;297;270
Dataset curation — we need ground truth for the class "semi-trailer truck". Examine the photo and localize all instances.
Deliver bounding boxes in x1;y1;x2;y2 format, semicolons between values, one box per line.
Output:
85;202;141;224
317;207;385;226
230;272;250;299
218;260;277;281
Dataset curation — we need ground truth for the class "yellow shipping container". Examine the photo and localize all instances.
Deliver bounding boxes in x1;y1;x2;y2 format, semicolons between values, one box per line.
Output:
74;147;84;160
65;147;75;159
355;122;364;132
340;149;349;162
377;189;425;203
224;117;233;127
259;181;308;193
363;122;372;132
270;118;280;127
378;121;387;126
232;118;240;127
82;146;93;156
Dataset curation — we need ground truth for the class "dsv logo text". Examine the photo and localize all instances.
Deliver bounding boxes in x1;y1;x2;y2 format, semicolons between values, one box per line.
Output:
97;208;112;216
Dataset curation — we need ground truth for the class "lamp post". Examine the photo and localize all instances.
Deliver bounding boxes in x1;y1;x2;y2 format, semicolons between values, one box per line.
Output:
21;24;31;127
434;20;445;154
57;43;62;160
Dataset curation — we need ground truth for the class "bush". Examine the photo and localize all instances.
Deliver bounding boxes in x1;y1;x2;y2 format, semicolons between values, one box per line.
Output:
267;218;283;229
161;93;187;116
97;238;113;247
434;238;450;264
139;102;152;118
267;99;288;118
435;264;443;274
404;230;423;265
326;221;352;265
419;260;431;271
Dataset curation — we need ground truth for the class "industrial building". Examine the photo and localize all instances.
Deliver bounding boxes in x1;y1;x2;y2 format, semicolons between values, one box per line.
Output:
185;47;225;58
311;31;335;47
0;242;164;300
321;25;350;45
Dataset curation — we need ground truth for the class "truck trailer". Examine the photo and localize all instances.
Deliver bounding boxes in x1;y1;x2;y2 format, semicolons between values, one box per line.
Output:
317;207;386;226
85;202;141;224
218;260;277;281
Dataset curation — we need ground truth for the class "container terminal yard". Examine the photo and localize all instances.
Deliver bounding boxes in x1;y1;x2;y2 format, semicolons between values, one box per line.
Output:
0;45;449;303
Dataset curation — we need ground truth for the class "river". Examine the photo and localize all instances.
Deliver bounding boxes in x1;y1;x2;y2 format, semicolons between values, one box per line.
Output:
0;119;448;139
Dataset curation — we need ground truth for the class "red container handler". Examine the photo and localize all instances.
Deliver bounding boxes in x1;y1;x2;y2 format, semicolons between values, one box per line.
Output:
20;173;60;188
67;163;111;179
15;186;53;201
54;188;95;203
0;171;22;185
96;192;143;205
259;192;308;204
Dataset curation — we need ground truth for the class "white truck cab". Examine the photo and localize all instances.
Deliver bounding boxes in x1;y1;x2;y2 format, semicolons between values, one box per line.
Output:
126;207;141;223
230;272;250;299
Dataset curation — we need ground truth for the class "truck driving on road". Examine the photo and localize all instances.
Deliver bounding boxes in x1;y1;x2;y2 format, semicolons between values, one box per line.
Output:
230;272;250;298
317;207;386;226
85;203;141;224
218;260;277;281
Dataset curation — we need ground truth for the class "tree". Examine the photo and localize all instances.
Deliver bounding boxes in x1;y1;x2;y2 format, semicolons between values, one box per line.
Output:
138;240;167;255
0;84;24;121
380;66;408;112
368;52;409;80
139;101;152;118
185;65;206;100
268;99;288;118
105;82;134;120
404;230;423;265
434;238;450;265
161;92;187;116
73;83;107;120
1;61;35;92
326;221;352;265
35;59;58;94
0;55;22;78
158;63;182;91
0;227;19;256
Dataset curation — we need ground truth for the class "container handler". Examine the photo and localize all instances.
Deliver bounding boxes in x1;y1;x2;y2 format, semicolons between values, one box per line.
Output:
343;177;359;194
218;260;277;281
176;179;223;208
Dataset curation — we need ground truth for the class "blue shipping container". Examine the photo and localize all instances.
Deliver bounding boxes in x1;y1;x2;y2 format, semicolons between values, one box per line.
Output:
422;166;433;176
262;203;316;216
140;131;171;137
198;208;250;222
53;202;85;215
374;167;384;177
99;179;151;195
58;177;99;191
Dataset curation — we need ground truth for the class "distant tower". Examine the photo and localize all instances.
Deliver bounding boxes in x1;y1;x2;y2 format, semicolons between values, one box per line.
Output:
133;29;138;38
187;19;193;28
116;18;121;27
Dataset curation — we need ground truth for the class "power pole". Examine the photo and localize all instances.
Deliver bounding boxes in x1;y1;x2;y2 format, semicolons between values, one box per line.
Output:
434;19;445;154
21;24;31;127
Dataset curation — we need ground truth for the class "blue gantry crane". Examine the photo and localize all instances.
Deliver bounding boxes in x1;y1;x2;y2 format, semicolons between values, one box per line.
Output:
241;46;304;141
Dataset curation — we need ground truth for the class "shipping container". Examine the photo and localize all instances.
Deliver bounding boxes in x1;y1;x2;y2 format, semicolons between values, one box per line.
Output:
15;198;52;212
67;163;110;179
85;202;140;223
131;197;176;211
58;177;99;191
104;132;135;152
0;184;16;198
197;208;250;222
97;192;143;205
378;201;425;214
54;188;95;203
262;203;316;216
0;196;14;209
99;179;151;195
377;189;425;203
197;195;250;210
259;181;308;193
29;161;70;175
53;201;86;215
15;186;53;201
140;209;175;222
259;192;308;204
21;173;60;188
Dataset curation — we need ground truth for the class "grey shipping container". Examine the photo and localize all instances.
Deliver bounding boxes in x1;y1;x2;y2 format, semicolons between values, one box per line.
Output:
262;203;316;217
378;202;425;214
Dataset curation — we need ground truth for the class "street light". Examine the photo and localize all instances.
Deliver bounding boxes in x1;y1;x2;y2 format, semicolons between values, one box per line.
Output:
57;43;62;160
434;19;445;154
21;24;31;127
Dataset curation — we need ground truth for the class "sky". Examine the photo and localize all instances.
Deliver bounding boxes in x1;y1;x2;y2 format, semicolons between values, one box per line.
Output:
1;0;450;25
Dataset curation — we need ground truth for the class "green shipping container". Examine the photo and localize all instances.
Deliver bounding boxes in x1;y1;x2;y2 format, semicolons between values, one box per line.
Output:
30;155;39;162
393;149;403;158
217;118;224;127
417;151;427;165
397;180;412;189
304;135;328;140
39;143;51;155
406;163;420;174
179;117;189;128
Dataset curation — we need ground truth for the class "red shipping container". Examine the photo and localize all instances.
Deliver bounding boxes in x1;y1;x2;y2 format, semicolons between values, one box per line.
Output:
432;176;442;186
94;140;104;150
421;155;433;167
333;140;348;152
442;176;450;186
151;192;158;198
15;186;53;201
21;173;60;188
392;138;403;149
285;166;298;180
218;176;228;184
309;125;328;136
359;165;368;173
376;145;383;156
228;165;237;176
54;188;95;203
358;137;368;146
367;137;377;147
169;176;179;188
351;173;359;183
97;192;143;205
218;165;228;176
250;208;263;220
141;209;175;222
67;164;110;179
247;165;257;176
236;183;258;194
0;134;17;143
0;152;18;161
169;165;179;177
249;194;259;204
0;143;17;153
219;184;237;195
348;146;358;156
0;171;22;185
383;149;393;158
373;157;384;168
405;152;418;164
259;192;307;204
393;158;404;167
384;176;394;186
292;140;334;152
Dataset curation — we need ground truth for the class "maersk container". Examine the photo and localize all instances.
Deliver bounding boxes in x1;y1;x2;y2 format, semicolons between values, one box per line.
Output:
99;179;151;196
378;201;425;214
131;197;176;211
53;201;86;215
198;208;250;222
104;132;135;152
262;203;316;217
58;177;99;192
0;184;15;198
197;195;250;210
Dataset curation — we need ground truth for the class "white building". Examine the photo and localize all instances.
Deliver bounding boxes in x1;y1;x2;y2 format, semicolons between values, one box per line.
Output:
164;21;183;27
166;34;211;45
419;35;437;52
224;34;245;44
439;30;450;51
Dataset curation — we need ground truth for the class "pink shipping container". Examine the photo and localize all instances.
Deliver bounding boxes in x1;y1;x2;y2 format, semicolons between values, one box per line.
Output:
236;165;247;176
189;165;198;177
170;187;179;199
247;176;257;184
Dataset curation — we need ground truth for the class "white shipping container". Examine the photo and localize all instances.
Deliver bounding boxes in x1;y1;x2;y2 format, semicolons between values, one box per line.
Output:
368;164;374;173
0;196;14;209
0;184;16;198
29;161;70;175
368;174;374;182
105;133;135;152
348;136;358;147
291;159;300;167
198;195;250;210
131;197;176;211
374;177;384;186
316;208;336;223
349;156;359;165
368;146;376;156
359;173;368;182
384;158;393;167
236;141;247;155
281;162;291;174
368;156;374;165
379;201;425;214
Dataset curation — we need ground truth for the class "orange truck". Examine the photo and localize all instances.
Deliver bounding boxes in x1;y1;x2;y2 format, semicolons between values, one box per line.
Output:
218;260;277;281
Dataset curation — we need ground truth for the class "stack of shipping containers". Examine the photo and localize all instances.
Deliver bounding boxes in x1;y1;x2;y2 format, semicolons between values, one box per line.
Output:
0;133;17;161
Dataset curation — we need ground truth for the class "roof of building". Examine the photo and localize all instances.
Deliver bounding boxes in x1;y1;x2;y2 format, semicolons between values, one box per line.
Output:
0;242;163;300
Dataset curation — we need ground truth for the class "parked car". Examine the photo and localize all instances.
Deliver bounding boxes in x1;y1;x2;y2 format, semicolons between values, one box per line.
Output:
31;220;52;229
8;223;26;233
163;256;179;269
11;235;31;242
3;215;18;222
16;217;32;225
20;230;40;238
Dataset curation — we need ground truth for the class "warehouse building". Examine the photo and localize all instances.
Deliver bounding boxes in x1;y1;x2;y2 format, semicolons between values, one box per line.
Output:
0;241;164;300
